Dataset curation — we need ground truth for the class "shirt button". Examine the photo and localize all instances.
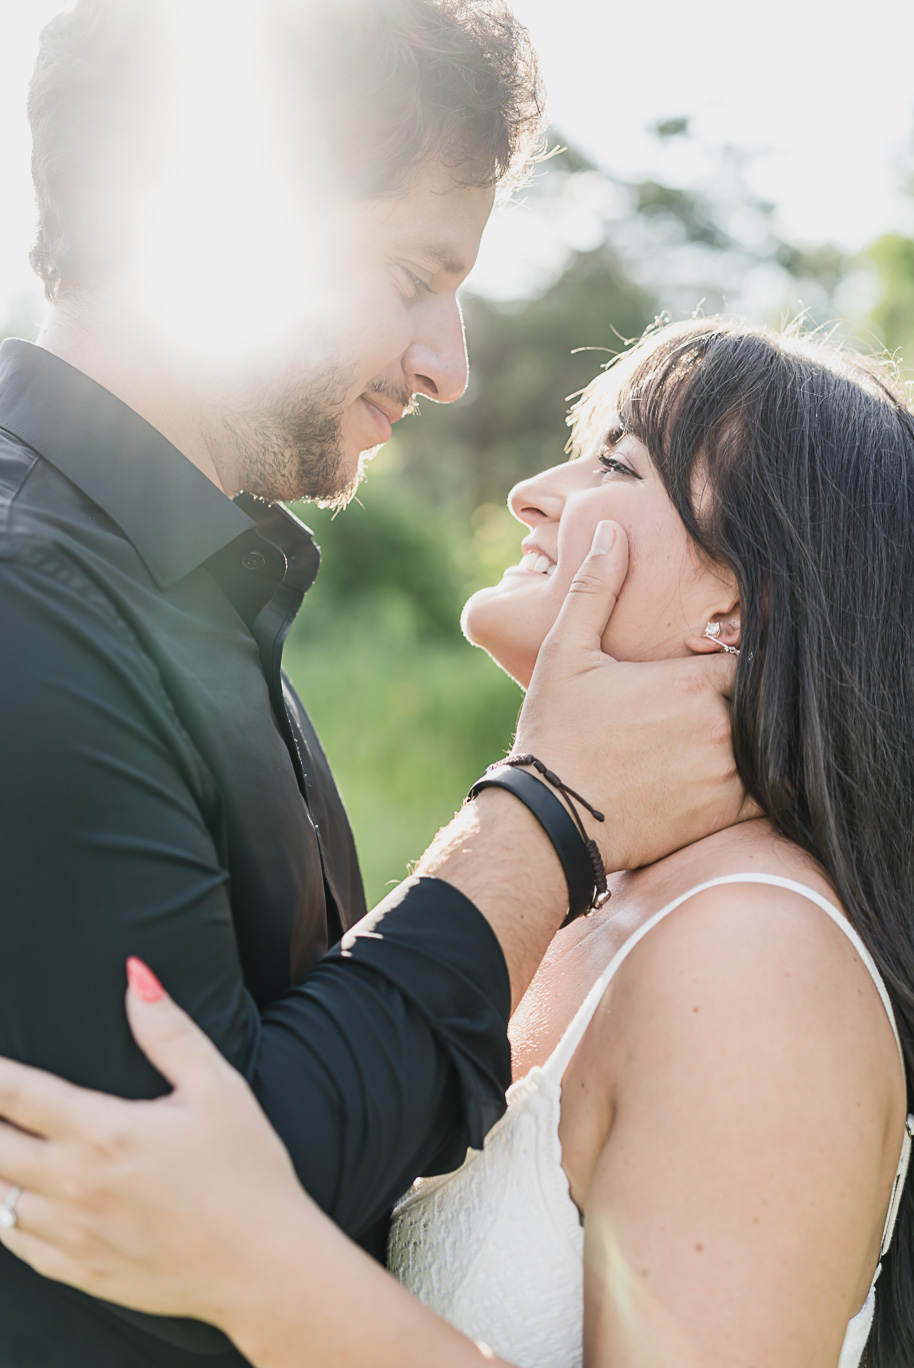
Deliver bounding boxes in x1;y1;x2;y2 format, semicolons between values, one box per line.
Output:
241;550;266;572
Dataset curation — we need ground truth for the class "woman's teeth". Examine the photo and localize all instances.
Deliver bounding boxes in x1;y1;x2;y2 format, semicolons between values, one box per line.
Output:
519;552;555;576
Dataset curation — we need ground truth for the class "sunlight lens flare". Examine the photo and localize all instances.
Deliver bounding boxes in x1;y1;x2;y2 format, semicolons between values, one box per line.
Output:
127;0;335;368
585;1206;705;1366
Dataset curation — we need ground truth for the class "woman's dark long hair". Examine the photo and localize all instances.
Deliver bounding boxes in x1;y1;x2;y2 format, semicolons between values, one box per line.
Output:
572;318;914;1365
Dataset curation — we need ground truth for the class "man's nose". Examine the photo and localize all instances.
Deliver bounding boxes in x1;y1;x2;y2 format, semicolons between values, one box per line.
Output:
402;296;469;404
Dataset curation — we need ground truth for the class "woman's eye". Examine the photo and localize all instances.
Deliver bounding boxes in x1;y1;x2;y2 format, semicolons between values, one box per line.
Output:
597;451;639;479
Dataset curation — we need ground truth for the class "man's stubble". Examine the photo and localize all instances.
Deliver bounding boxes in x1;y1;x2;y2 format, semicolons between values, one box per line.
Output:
210;359;362;507
210;365;416;508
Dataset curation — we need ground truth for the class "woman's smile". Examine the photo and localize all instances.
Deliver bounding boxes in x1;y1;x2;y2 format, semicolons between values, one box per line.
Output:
501;540;557;578
462;422;739;687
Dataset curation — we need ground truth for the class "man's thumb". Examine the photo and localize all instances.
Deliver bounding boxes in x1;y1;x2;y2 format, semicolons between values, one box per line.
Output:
125;958;225;1093
552;520;629;650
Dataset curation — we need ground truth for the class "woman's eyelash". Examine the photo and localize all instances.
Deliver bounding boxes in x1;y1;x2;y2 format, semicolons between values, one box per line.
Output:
597;451;640;479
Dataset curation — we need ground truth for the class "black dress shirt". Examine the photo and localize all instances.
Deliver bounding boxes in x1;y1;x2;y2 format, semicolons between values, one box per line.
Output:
0;340;511;1367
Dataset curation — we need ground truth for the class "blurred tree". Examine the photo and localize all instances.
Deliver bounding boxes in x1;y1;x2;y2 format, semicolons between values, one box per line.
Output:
856;130;914;377
438;244;654;507
862;232;914;373
368;126;850;515
294;486;469;640
298;124;861;672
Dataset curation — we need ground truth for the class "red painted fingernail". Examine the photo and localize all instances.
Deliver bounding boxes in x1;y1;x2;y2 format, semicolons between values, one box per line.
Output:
126;957;165;1003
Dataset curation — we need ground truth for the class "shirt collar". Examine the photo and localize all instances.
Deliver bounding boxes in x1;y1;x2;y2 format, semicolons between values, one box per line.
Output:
0;338;263;589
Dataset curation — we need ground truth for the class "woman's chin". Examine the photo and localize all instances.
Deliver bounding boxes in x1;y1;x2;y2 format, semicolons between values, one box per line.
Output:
461;589;539;689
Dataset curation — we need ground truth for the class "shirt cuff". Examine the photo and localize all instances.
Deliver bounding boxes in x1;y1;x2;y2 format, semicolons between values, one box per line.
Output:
326;876;511;1149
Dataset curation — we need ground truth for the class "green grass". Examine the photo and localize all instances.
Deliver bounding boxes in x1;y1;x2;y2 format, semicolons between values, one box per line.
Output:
283;613;523;906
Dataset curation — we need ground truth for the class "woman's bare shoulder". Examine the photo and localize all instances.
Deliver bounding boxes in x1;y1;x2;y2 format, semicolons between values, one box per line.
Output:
594;823;903;1128
576;830;906;1368
568;821;902;1141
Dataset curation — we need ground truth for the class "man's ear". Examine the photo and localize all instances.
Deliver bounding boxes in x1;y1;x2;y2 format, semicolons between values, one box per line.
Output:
685;604;741;656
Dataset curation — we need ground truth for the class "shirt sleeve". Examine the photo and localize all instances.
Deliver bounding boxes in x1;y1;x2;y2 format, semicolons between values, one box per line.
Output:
0;548;510;1349
254;878;511;1237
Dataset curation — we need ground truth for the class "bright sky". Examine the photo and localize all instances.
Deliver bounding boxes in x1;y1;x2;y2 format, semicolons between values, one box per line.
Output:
2;0;913;328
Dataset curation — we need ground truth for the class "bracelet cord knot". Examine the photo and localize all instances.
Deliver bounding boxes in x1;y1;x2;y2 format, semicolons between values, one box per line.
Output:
473;753;610;924
499;754;609;911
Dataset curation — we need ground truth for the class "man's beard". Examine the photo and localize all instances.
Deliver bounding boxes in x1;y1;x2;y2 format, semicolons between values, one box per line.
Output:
212;361;363;507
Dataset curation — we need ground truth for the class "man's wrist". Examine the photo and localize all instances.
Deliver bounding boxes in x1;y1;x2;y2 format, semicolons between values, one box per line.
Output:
468;760;608;923
416;788;568;1010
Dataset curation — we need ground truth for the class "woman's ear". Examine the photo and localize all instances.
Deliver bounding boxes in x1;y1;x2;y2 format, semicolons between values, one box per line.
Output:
685;605;741;656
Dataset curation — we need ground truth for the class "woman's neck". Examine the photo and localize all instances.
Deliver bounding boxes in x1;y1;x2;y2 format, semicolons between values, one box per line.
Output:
508;817;835;1080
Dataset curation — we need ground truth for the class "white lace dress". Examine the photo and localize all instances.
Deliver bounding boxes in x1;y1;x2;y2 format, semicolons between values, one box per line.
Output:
388;875;913;1368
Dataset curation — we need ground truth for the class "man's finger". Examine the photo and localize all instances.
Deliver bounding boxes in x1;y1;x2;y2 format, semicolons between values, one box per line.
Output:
692;648;739;702
543;520;629;656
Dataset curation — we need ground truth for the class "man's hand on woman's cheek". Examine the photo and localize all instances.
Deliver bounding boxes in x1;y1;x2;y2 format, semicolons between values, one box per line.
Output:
516;519;750;873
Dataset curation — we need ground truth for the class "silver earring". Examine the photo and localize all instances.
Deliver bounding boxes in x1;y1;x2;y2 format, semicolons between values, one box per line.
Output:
704;621;740;656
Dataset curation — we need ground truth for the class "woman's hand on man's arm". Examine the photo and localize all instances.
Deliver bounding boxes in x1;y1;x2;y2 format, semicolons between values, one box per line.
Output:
0;969;514;1368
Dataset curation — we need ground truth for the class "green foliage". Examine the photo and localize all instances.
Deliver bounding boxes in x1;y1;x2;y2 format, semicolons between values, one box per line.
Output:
774;241;848;297
390;244;655;511
291;481;469;639
630;179;733;250
862;232;914;372
853;131;914;378
286;464;527;902
653;116;690;140
284;604;522;904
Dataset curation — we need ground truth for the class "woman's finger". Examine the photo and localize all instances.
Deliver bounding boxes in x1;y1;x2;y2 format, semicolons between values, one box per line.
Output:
0;1213;118;1301
124;958;242;1096
0;1120;54;1196
0;1058;108;1143
0;1186;68;1247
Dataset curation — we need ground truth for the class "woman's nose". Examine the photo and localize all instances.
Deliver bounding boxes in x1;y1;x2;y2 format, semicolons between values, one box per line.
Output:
508;465;567;528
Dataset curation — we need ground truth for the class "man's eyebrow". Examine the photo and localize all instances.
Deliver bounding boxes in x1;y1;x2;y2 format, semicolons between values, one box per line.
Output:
412;242;468;276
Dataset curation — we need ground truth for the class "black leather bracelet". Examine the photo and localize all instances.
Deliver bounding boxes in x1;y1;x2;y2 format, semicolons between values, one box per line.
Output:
468;765;594;926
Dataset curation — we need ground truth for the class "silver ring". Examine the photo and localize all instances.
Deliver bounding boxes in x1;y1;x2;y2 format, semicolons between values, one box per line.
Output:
0;1186;22;1230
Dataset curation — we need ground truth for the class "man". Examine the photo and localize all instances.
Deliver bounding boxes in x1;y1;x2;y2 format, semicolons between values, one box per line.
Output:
0;1;743;1364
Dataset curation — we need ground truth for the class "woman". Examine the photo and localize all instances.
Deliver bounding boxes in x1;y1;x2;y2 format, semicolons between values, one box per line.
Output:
0;317;912;1368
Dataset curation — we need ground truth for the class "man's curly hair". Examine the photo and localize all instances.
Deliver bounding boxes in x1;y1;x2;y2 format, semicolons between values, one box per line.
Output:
28;0;546;300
